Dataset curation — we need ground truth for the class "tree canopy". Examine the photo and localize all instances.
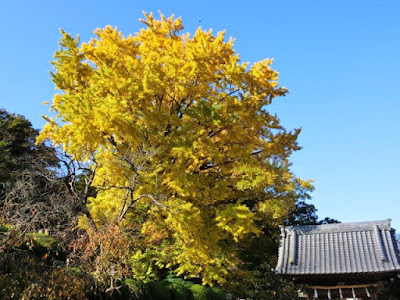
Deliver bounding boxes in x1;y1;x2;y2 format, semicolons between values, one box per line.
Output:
38;12;312;286
285;200;340;226
0;109;39;184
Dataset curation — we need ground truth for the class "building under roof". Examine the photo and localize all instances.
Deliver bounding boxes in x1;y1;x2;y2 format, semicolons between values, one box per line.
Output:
275;219;400;299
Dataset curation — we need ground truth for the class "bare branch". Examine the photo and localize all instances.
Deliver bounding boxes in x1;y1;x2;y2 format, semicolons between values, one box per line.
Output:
117;193;168;224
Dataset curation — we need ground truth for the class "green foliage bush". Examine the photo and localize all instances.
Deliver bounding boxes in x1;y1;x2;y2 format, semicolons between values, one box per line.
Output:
232;263;299;299
168;278;195;300
190;284;225;300
209;287;226;300
122;278;153;300
146;281;173;300
119;278;225;300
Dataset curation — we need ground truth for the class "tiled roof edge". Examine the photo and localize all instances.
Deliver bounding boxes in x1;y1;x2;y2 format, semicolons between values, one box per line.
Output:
284;219;393;235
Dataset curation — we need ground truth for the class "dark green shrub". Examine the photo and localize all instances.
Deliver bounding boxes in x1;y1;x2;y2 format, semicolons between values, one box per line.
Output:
146;281;173;300
168;278;195;300
190;284;208;300
190;284;221;300
123;278;153;300
209;287;226;300
190;284;226;300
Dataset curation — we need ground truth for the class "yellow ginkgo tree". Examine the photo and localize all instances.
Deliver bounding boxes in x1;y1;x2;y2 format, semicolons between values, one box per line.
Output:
38;12;311;286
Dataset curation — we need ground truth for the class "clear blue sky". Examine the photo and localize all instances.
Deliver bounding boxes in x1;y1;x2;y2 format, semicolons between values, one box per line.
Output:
1;1;399;229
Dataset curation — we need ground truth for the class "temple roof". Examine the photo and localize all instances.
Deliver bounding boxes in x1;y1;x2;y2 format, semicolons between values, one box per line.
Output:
275;219;400;276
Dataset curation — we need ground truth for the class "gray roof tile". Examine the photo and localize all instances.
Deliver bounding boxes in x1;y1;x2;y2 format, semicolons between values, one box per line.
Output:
275;219;400;275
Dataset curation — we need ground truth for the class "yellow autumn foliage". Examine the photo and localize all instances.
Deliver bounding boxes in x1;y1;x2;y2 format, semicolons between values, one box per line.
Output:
38;12;310;285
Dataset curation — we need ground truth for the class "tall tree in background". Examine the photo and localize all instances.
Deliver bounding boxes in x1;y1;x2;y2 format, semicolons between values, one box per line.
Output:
0;109;62;233
0;108;81;237
38;12;312;286
0;109;40;185
0;109;96;299
285;200;340;226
